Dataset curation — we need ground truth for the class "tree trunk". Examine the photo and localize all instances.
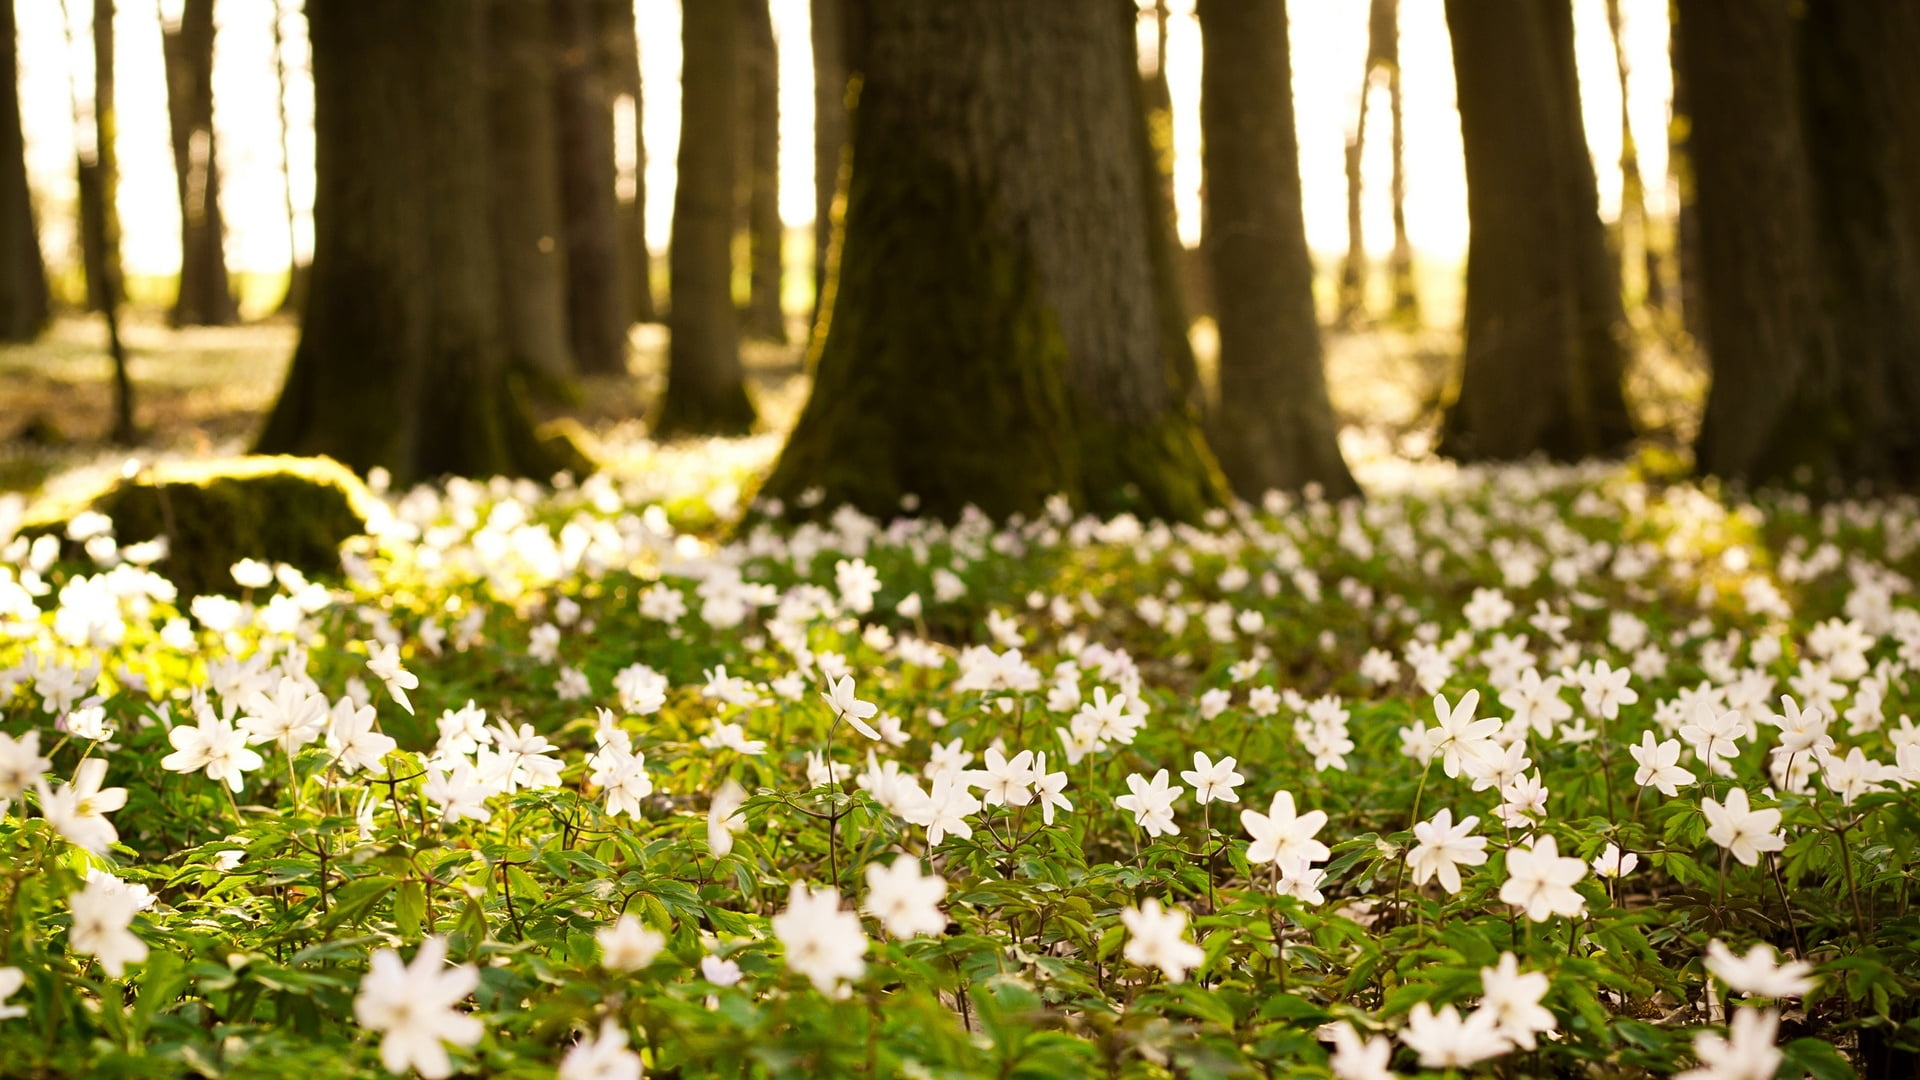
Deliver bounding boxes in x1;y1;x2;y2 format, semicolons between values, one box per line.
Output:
760;0;1226;522
1439;0;1634;462
485;0;575;393
1606;0;1662;313
1382;0;1416;324
739;0;784;342
600;0;654;324
1677;0;1836;485
810;0;847;328
160;0;237;327
1669;8;1705;347
1198;0;1356;500
656;0;755;436
76;0;134;440
1795;0;1920;487
269;0;308;316
255;0;573;484
551;0;629;375
0;0;47;342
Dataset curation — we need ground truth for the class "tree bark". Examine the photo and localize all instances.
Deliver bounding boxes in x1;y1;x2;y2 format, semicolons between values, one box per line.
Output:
1198;0;1355;500
1382;0;1416;324
600;0;654;324
1439;0;1634;462
0;0;47;342
74;0;134;440
1678;0;1836;485
760;0;1226;522
739;0;784;342
810;0;847;328
160;0;237;327
269;0;308;315
255;0;573;484
486;0;575;392
657;0;755;436
1606;0;1662;313
551;0;629;375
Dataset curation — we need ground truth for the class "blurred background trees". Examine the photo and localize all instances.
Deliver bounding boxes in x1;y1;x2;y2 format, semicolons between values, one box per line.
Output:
2;0;1917;513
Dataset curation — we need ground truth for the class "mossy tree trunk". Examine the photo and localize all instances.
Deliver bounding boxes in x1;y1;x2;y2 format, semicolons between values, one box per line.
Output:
809;0;847;328
657;0;755;436
255;0;568;485
1198;0;1356;501
739;0;785;342
599;0;655;324
1439;0;1634;463
0;0;48;342
760;0;1226;523
160;0;238;327
551;0;629;375
1677;0;1836;486
485;0;574;393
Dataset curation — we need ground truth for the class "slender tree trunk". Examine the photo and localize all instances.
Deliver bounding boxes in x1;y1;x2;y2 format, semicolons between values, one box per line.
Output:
1669;6;1705;346
1336;0;1400;328
810;0;847;329
657;0;754;436
761;0;1226;522
600;0;654;324
1198;0;1356;500
1606;0;1662;313
737;0;784;342
551;0;629;375
67;0;134;439
486;0;575;392
256;0;574;484
1439;0;1634;462
0;0;48;342
1382;0;1416;324
269;0;307;315
160;0;238;327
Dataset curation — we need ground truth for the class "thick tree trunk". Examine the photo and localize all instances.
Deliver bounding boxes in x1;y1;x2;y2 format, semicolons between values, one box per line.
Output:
255;0;572;484
551;0;629;375
486;0;575;392
657;0;755;436
1198;0;1355;500
1678;0;1836;485
809;0;847;328
1439;0;1634;462
599;0;654;325
739;0;784;342
0;0;47;342
760;0;1226;522
1669;10;1705;347
161;0;237;327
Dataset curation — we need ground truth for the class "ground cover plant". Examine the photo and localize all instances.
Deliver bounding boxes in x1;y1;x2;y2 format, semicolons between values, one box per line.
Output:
0;456;1917;1078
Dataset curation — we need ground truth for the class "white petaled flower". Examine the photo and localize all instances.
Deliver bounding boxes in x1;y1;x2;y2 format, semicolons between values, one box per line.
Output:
862;857;948;938
904;773;980;846
598;914;667;973
352;936;482;1079
707;779;748;856
1327;1022;1394;1080
1499;834;1588;922
973;748;1037;807
1577;660;1638;720
1119;898;1204;983
1631;732;1694;797
239;676;329;753
590;745;654;819
0;731;52;805
1701;788;1785;867
558;1019;643;1080
67;874;148;977
1406;808;1488;895
820;675;881;740
1241;789;1330;867
365;641;420;716
1704;941;1816;998
1399;1002;1511;1069
1115;769;1184;838
1431;690;1501;779
36;758;127;855
1031;751;1073;825
1591;842;1639;879
1180;751;1245;805
1674;1007;1782;1080
0;966;23;1020
161;706;265;791
773;883;869;996
325;698;396;776
1480;952;1557;1050
421;761;493;825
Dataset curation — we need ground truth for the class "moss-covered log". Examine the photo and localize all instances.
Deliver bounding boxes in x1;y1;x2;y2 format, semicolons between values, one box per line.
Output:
761;0;1226;524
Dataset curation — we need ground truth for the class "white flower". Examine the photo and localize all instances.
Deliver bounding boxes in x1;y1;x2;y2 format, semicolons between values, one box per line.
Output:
1431;690;1501;779
0;966;23;1020
1480;952;1556;1050
421;761;492;825
1701;788;1785;867
1115;769;1183;838
1704;941;1816;998
821;675;881;740
1499;834;1588;921
862;857;947;938
1592;842;1639;879
1328;1022;1394;1080
1577;660;1639;720
67;872;148;976
558;1019;643;1080
0;731;50;803
1400;1002;1511;1069
700;720;767;756
1120;898;1204;983
701;953;743;987
325;698;396;776
352;936;482;1079
65;706;113;742
773;883;869;996
36;758;126;854
590;745;654;819
1180;751;1245;805
1407;808;1487;894
973;748;1036;807
1031;751;1073;825
707;779;747;856
1674;1007;1782;1080
162;706;265;791
598;914;667;973
239;676;329;753
364;641;420;716
902;773;980;846
1241;789;1329;866
1631;732;1693;797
